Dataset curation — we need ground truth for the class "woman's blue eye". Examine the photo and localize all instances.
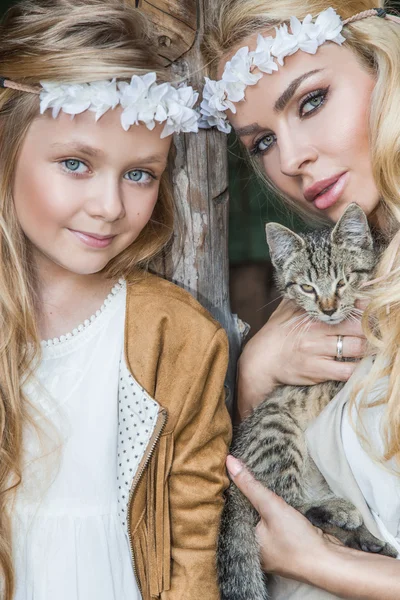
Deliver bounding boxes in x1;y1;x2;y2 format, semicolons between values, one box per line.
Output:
302;95;324;114
299;89;329;117
125;170;152;184
255;133;276;154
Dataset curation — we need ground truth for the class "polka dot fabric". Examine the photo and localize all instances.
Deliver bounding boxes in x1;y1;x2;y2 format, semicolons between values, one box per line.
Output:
117;358;159;530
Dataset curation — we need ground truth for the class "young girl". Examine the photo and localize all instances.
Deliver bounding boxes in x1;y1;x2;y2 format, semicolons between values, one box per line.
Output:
0;1;232;599
204;1;400;598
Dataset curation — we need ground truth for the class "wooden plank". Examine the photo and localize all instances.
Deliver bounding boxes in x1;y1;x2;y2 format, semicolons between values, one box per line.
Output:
143;0;196;30
137;0;196;63
147;0;243;412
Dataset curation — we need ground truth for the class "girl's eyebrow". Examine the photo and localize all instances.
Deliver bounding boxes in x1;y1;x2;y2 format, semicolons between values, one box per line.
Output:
274;69;323;113
50;142;167;165
50;142;104;157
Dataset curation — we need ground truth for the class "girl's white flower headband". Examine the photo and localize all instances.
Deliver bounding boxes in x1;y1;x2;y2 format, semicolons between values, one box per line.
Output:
0;72;200;138
200;7;397;134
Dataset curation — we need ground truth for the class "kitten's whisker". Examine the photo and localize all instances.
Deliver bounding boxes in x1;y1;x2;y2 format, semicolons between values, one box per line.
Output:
287;319;309;342
256;295;285;312
283;313;309;329
291;316;313;347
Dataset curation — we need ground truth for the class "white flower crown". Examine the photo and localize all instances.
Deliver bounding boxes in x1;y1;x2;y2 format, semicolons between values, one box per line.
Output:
200;7;345;134
37;72;199;138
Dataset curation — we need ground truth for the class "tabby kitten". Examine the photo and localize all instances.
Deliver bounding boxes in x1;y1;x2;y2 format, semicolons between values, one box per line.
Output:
218;204;396;600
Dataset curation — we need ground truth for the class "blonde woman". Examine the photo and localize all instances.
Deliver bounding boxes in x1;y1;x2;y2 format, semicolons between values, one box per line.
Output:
204;1;400;598
0;1;232;599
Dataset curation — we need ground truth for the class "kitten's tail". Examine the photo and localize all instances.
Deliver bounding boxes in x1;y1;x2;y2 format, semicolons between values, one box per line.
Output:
217;483;269;600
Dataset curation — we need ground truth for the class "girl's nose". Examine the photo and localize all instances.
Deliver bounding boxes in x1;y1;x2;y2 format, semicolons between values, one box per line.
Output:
87;178;125;222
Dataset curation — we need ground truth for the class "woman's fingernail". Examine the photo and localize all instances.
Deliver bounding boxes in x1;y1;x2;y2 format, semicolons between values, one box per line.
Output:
226;455;243;477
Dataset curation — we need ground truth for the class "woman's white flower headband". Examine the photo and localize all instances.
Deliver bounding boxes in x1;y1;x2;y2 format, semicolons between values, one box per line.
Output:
0;72;200;138
200;7;395;134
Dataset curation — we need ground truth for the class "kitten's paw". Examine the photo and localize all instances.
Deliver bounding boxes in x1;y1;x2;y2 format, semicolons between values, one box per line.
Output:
325;523;398;558
304;498;363;530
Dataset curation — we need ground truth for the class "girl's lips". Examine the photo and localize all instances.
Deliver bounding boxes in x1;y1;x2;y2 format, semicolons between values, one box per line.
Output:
313;172;349;211
68;229;115;248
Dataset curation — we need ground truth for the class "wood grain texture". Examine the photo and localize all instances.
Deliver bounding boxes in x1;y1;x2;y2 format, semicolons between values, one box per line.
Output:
145;0;243;412
137;0;196;63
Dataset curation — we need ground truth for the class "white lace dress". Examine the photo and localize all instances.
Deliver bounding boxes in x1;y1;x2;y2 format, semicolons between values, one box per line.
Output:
12;280;142;599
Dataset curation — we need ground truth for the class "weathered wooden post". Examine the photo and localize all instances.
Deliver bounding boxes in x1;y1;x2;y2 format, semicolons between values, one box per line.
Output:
137;0;244;411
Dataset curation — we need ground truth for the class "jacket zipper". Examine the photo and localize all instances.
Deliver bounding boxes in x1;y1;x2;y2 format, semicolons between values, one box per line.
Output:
127;407;168;594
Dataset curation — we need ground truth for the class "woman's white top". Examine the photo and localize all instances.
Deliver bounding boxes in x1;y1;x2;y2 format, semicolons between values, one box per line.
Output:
342;373;400;556
13;280;142;599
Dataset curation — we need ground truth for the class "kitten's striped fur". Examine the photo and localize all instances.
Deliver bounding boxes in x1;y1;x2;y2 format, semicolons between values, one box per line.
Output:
218;204;396;600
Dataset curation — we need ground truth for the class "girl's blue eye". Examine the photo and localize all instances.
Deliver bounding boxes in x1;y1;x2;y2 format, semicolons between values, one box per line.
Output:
125;170;152;184
62;159;86;173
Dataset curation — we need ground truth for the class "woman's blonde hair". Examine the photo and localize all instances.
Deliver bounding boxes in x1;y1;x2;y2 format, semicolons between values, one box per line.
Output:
0;0;176;596
205;0;400;466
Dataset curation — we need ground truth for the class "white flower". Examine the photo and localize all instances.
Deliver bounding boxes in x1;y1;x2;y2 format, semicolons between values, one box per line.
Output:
202;78;236;113
251;35;278;74
313;7;345;45
88;79;119;120
39;73;201;136
199;78;237;134
119;73;159;131
160;85;200;138
198;111;231;134
40;82;92;118
39;80;119;120
222;47;262;87
271;23;299;65
289;15;319;54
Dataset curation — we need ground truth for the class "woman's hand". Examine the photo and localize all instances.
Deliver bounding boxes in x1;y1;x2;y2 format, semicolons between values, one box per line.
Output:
237;299;366;419
226;455;335;580
227;456;400;600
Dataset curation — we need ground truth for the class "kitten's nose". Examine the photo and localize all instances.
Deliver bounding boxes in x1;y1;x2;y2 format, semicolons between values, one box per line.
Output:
322;308;336;316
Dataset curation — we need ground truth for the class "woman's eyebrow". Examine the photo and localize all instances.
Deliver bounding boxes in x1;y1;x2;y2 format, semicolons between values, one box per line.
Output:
234;69;325;137
234;123;264;137
274;69;323;113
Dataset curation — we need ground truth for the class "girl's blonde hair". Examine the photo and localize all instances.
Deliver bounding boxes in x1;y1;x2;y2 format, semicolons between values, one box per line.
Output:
0;0;175;596
205;0;400;465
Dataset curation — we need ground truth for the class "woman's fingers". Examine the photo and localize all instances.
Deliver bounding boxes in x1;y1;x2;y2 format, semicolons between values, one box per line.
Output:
226;456;283;519
319;358;358;382
328;334;367;359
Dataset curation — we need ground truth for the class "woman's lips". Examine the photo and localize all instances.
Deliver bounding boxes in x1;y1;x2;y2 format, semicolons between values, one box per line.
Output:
68;229;115;248
312;172;349;211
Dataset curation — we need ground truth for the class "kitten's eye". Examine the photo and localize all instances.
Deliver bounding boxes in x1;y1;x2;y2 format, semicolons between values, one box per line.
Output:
336;279;346;289
300;284;315;293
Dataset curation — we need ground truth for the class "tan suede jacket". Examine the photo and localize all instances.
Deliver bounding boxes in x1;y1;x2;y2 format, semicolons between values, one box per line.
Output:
122;272;232;600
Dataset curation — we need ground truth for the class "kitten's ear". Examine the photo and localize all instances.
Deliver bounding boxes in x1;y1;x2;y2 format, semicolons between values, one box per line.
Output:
265;223;305;269
330;203;373;250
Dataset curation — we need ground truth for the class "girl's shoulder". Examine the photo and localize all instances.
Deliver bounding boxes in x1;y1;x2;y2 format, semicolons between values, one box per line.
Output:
126;270;224;339
123;271;229;426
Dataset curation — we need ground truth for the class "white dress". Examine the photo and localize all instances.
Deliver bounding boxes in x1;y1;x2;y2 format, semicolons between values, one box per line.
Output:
12;280;142;599
342;371;400;557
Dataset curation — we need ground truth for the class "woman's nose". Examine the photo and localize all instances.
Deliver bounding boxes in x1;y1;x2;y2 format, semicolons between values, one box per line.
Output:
278;135;318;178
